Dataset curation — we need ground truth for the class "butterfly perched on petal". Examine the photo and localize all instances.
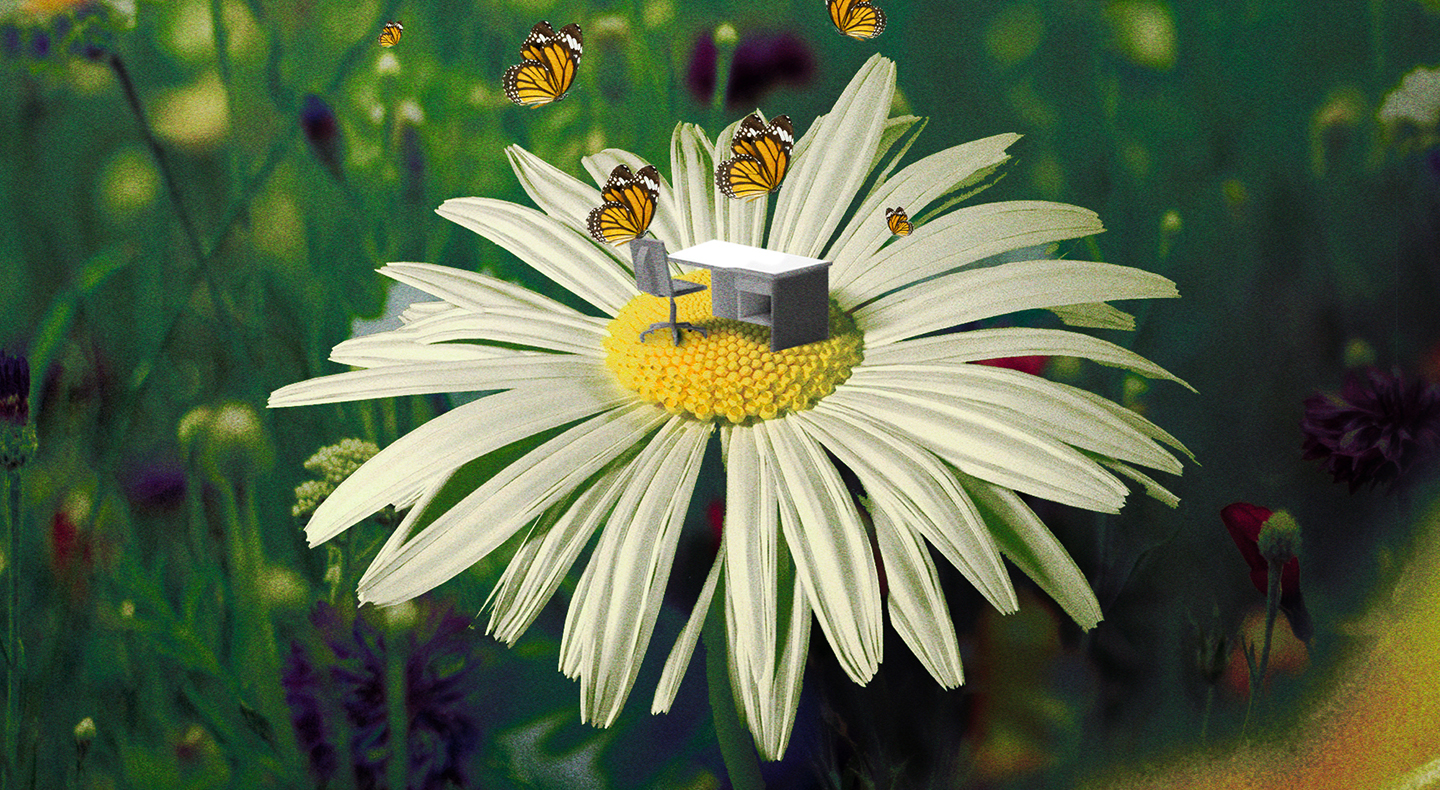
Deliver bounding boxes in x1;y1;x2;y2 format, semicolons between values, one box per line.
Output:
587;164;661;246
377;21;403;47
503;21;583;107
885;206;913;236
827;0;886;39
716;113;794;200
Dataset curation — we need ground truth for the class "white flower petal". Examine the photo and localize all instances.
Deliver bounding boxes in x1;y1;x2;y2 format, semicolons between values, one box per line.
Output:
302;381;634;546
1095;456;1181;508
872;506;965;689
1066;385;1194;460
846;363;1183;474
487;462;635;645
652;541;725;715
332;302;605;360
381;261;586;315
1050;302;1137;330
582;149;686;252
829;133;1021;290
711;117;767;247
826;386;1129;513
771;54;896;257
329;336;531;367
364;475;449;576
840;202;1105;311
862;326;1195;392
268;356;607;406
567;418;712;727
955;471;1104;630
723;426;779;727
856;115;927;207
857;259;1180;347
669;123;716;250
793;407;1016;613
387;308;605;357
436;198;635;316
760;419;882;685
505;145;628;263
759;569;811;761
356;403;668;605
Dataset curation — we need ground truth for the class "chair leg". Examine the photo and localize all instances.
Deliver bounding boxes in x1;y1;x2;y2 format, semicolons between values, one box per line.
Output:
638;296;708;345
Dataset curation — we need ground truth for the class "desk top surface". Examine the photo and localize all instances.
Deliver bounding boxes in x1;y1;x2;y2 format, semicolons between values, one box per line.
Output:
669;240;830;276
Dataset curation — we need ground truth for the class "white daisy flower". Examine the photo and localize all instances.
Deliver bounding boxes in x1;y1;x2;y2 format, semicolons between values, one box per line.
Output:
269;54;1192;759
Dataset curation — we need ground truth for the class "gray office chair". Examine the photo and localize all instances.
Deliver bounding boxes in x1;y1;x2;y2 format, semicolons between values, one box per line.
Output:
631;238;709;346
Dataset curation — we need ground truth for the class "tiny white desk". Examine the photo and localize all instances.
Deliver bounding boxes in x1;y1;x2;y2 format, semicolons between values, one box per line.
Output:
667;240;831;352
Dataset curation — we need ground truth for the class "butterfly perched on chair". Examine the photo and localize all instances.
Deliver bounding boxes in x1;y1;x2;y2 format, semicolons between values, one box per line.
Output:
827;0;886;39
716;113;794;200
377;21;403;47
587;164;661;246
885;206;913;236
503;21;583;107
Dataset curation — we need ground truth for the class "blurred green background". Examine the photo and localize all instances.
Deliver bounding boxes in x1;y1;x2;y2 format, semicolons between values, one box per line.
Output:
3;0;1440;787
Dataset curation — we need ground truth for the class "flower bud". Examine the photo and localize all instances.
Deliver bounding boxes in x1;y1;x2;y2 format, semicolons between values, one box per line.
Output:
0;351;36;470
1258;510;1301;567
178;401;274;481
300;93;344;181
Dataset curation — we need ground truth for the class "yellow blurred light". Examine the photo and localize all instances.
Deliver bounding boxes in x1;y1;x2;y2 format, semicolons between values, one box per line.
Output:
1107;0;1176;71
98;147;159;220
985;3;1044;67
152;71;230;151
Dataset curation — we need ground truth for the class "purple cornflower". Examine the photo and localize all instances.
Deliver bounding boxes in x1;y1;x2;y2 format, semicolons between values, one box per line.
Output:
282;599;488;789
1301;366;1440;491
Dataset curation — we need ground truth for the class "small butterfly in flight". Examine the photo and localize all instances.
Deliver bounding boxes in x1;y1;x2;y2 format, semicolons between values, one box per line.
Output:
885;206;913;236
827;0;886;40
377;21;403;48
588;164;661;246
717;113;794;200
503;21;583;107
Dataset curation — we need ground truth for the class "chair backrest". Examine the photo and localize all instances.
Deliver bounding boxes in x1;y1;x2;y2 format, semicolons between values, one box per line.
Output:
631;238;673;297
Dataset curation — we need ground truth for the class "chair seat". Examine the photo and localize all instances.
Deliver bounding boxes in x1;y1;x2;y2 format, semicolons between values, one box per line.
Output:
669;279;706;296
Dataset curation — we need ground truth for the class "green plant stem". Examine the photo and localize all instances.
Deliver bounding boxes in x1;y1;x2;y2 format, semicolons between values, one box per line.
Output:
1257;562;1281;690
1243;562;1283;733
703;614;764;790
4;470;20;790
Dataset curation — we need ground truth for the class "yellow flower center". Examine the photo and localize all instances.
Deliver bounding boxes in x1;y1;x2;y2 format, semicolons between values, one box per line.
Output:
603;270;863;424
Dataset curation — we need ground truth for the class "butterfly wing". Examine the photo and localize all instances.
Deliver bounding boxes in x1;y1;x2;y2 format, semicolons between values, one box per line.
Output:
885;207;913;236
717;114;794;200
587;164;659;245
827;0;886;39
504;21;583;106
378;21;403;47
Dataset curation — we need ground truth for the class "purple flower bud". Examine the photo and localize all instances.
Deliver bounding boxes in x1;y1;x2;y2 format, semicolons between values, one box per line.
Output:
300;94;344;181
1;25;22;58
0;351;30;426
30;30;50;59
686;29;815;108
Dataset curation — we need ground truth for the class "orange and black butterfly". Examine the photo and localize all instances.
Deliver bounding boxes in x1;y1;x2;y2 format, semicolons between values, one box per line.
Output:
827;0;886;39
885;206;913;236
377;21;403;47
716;114;794;200
587;164;661;246
503;21;583;107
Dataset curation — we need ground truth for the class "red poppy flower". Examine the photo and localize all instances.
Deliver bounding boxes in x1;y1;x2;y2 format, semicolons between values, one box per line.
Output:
1221;502;1311;641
